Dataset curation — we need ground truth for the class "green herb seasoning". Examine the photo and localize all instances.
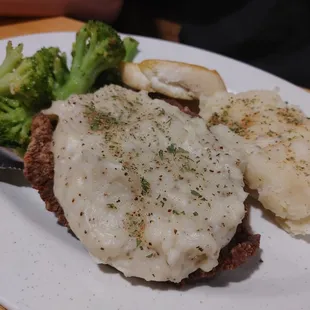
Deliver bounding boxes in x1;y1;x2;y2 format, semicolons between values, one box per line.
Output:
141;177;150;195
167;143;177;154
159;109;165;116
167;144;189;156
191;190;207;201
84;104;120;132
191;190;200;196
166;117;172;126
107;203;117;209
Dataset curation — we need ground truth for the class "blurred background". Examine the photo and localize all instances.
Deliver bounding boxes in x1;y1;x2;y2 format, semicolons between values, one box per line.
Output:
1;0;310;87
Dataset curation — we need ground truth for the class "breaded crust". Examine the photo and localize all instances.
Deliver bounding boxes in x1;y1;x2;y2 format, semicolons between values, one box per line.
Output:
24;113;260;284
24;113;68;227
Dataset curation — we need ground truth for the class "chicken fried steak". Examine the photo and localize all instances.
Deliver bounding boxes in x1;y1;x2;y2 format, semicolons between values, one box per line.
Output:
24;86;260;284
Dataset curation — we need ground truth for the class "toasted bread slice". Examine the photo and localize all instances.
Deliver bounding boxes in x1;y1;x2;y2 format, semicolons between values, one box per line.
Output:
120;59;226;100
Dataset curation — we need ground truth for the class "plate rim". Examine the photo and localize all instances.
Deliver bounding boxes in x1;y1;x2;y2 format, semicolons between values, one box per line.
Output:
0;31;309;98
0;30;310;310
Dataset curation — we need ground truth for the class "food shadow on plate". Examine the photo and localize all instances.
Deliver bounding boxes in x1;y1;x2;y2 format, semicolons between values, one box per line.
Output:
0;169;30;187
294;234;310;244
246;189;310;244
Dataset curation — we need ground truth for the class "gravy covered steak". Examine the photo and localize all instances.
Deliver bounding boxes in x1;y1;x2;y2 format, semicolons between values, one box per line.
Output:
24;85;260;283
200;90;310;235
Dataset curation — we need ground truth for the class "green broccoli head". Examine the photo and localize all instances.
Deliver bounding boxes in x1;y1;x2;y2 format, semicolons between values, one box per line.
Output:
92;37;139;90
41;47;70;97
54;20;125;100
0;22;130;153
0;96;32;150
0;45;53;109
0;41;23;79
0;43;70;153
0;45;71;111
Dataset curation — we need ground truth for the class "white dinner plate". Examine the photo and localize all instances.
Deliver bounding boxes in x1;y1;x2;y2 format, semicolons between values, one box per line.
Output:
0;32;309;310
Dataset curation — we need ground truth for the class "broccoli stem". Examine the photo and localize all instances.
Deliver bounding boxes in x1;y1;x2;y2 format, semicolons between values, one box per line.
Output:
54;76;92;100
55;60;112;100
123;37;139;62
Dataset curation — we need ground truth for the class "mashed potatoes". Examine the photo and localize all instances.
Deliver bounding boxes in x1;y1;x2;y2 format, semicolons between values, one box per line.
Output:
200;90;310;235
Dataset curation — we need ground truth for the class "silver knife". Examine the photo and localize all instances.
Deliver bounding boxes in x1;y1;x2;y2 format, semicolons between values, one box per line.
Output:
0;147;24;170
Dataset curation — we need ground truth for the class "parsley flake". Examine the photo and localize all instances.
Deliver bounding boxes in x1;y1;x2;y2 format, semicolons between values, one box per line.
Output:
167;143;177;154
159;109;165;116
167;144;189;156
191;190;207;201
191;190;200;196
141;177;150;195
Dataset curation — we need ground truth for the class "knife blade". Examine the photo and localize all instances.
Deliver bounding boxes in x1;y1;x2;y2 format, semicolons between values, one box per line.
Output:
0;147;24;170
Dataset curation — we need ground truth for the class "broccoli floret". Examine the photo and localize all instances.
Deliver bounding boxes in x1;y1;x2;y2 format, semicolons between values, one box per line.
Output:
0;47;70;153
0;23;128;153
54;20;125;100
123;37;139;62
0;41;23;79
0;96;32;151
41;47;70;98
0;45;57;109
92;37;139;89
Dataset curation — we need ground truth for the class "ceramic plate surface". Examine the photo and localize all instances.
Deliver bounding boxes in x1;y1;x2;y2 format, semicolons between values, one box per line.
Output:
0;32;309;310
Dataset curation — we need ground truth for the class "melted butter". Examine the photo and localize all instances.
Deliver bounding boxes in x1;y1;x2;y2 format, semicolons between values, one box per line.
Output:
44;85;247;283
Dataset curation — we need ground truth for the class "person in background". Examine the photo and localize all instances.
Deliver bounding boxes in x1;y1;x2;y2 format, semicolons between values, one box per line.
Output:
118;0;310;88
1;0;123;23
2;0;310;87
